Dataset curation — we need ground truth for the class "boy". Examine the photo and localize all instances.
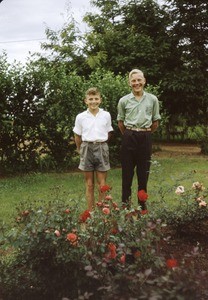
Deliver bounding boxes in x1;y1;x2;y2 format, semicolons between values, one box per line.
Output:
73;87;113;210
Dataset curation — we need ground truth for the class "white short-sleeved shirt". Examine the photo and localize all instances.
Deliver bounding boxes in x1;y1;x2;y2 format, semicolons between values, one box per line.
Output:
73;108;113;142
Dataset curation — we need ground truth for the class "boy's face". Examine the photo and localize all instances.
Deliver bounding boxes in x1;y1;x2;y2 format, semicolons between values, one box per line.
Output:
85;93;101;112
129;73;146;95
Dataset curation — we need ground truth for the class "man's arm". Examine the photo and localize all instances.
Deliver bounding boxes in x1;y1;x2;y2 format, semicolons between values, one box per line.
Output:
151;120;159;133
118;120;126;135
74;134;82;153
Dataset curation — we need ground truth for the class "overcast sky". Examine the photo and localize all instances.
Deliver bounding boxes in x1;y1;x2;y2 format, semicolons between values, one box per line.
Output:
0;0;94;63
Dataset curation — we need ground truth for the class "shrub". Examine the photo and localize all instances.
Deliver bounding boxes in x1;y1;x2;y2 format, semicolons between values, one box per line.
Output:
0;186;162;299
0;64;161;173
188;125;208;155
0;184;206;299
150;179;208;232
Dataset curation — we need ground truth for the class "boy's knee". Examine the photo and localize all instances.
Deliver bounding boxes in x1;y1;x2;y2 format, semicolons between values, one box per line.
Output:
86;183;94;191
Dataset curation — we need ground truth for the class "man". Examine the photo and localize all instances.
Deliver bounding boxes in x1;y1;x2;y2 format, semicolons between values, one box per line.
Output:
117;69;161;210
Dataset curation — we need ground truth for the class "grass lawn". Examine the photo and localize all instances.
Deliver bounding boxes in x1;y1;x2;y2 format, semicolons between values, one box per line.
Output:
0;152;208;224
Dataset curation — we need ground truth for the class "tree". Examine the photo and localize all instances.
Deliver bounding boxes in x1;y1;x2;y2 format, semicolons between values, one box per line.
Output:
39;17;90;76
83;0;171;84
161;0;208;124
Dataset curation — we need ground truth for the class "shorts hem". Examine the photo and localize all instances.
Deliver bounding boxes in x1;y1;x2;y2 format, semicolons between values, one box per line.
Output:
78;166;110;172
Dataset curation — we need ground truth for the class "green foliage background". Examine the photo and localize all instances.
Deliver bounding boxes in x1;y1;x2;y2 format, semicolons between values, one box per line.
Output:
1;0;208;173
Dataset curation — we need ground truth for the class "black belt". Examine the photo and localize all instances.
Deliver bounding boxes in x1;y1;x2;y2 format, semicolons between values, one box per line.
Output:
83;141;107;144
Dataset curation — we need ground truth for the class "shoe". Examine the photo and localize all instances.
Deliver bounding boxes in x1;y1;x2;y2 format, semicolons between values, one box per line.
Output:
122;199;131;210
138;201;147;211
140;209;148;215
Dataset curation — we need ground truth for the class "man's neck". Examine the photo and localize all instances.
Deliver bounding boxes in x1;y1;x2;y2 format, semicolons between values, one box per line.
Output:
133;91;144;100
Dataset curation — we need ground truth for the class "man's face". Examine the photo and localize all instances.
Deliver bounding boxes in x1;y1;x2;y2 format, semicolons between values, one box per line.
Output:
129;73;146;95
85;93;101;112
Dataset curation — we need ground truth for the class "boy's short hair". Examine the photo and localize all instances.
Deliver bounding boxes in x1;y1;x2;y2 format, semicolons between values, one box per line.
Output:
85;87;101;97
129;69;144;80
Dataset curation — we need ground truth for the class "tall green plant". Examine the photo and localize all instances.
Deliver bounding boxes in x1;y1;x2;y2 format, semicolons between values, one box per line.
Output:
35;63;86;169
0;57;47;173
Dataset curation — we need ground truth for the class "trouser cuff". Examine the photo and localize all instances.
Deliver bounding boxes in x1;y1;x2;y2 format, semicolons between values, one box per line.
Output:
138;201;147;210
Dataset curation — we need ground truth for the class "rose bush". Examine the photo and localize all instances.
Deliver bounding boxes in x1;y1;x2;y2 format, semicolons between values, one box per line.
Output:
0;183;207;299
150;180;208;231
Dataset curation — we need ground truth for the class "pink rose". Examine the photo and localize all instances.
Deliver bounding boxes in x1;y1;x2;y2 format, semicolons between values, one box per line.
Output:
54;230;61;237
102;207;110;215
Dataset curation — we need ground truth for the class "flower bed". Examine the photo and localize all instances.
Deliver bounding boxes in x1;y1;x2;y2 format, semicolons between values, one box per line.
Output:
0;184;208;299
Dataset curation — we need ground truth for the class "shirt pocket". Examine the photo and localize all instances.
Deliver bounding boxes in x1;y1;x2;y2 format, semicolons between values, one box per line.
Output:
145;105;153;115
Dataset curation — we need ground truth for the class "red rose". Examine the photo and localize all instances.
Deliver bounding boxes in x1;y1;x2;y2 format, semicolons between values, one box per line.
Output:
79;209;91;222
66;233;78;245
111;228;118;234
107;243;117;259
120;254;126;264
133;250;141;258
100;185;112;193
108;243;116;252
166;258;178;268
138;190;148;202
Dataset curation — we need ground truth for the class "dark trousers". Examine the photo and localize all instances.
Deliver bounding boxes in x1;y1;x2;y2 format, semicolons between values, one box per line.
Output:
121;130;152;207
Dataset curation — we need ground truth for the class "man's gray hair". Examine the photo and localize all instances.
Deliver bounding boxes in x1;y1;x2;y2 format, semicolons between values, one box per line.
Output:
129;69;144;80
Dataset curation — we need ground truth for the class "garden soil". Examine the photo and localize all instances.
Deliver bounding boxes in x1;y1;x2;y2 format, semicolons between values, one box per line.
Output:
153;142;202;157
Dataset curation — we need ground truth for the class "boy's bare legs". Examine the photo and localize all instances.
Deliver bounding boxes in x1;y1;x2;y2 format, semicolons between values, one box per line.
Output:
96;171;107;201
84;171;95;210
84;171;107;209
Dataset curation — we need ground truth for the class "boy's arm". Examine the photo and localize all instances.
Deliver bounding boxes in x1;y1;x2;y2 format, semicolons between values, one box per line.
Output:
74;134;82;153
118;120;126;135
107;131;113;142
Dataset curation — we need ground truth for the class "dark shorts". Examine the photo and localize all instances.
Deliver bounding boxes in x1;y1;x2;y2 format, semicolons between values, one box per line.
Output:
79;141;110;172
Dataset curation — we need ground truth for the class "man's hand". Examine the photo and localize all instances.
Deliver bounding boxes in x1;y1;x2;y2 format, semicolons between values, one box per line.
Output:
151;121;159;133
118;120;126;135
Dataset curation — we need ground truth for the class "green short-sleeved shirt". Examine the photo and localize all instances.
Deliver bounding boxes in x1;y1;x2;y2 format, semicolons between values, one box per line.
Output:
117;91;161;128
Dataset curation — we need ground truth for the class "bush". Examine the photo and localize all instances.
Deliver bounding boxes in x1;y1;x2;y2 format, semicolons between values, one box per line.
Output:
201;138;208;155
151;180;208;232
0;186;161;299
1;184;207;299
188;125;208;155
0;62;161;173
